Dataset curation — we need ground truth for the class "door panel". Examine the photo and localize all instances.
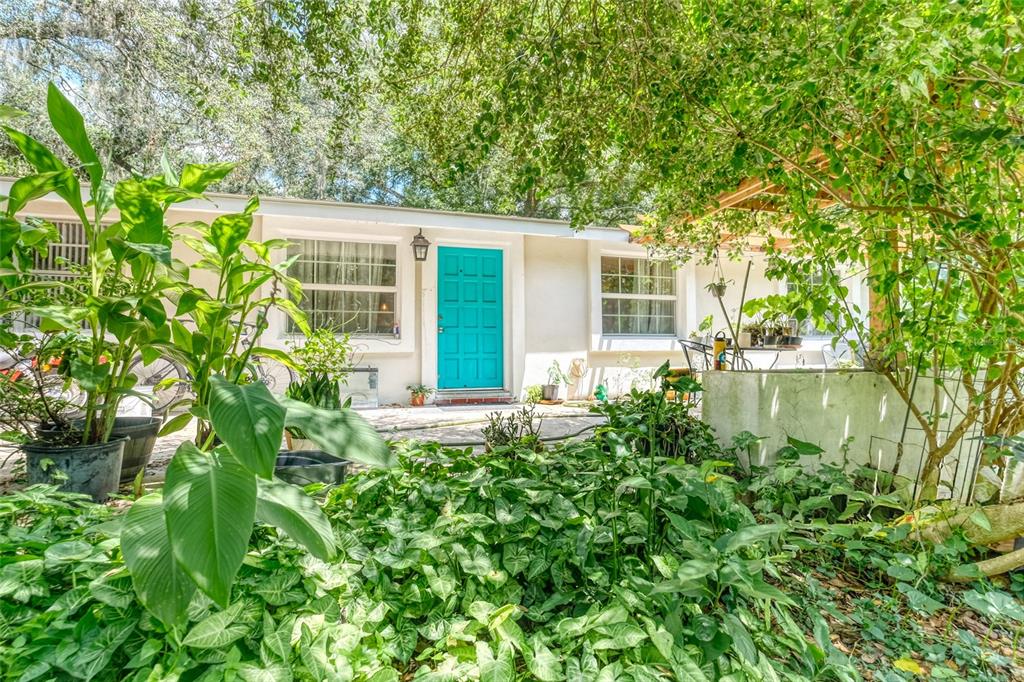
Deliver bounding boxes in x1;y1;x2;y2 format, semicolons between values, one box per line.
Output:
437;247;504;389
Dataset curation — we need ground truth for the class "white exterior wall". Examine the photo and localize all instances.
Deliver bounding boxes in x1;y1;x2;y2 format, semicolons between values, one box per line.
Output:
9;183;863;405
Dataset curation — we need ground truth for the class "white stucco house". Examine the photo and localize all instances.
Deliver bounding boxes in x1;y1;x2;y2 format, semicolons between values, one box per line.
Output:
8;183;858;406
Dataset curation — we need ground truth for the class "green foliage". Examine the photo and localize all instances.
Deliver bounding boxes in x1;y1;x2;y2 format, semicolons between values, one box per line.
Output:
284;328;352;435
593;385;719;466
3;394;1024;679
738;437;906;524
360;0;1024;491
481;406;542;452
523;385;543;405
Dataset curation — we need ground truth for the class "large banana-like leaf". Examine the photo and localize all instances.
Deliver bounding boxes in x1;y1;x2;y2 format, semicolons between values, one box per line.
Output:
121;492;195;627
255;477;336;561
280;396;396;469
46;83;102;188
163;443;256;607
209;375;284;479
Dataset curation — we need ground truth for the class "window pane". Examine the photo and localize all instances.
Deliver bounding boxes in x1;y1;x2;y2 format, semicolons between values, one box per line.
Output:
601;256;620;275
288;239;397;287
291;290;397;335
600;256;674;296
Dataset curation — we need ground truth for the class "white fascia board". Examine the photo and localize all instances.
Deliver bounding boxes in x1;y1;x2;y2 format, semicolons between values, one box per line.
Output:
0;178;629;243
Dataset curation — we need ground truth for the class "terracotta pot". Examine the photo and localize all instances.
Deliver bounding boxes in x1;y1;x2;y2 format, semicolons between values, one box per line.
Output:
411;393;425;407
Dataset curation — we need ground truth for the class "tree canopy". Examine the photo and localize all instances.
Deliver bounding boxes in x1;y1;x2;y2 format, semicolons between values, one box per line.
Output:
1;0;645;219
361;0;1023;493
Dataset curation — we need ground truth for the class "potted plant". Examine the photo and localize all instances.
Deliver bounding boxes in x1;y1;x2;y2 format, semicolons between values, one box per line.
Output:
740;320;763;348
0;86;198;497
542;360;570;401
762;320;787;348
780;323;804;348
2;83;396;628
284;328;352;450
407;384;434;406
0;333;128;501
706;278;732;299
688;314;715;345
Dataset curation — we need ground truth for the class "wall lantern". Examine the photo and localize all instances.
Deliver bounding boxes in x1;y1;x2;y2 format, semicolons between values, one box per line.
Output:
411;229;431;262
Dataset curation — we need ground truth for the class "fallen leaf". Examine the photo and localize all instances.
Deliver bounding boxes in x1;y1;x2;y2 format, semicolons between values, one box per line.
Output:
893;658;925;675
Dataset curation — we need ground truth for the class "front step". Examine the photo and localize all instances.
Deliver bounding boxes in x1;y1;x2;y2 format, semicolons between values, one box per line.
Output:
434;389;516;406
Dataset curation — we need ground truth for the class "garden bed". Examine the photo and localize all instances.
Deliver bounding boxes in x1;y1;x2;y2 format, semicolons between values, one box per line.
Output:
1;393;1022;681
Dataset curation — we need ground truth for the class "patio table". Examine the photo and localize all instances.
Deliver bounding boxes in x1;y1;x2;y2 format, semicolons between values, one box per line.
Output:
678;339;792;371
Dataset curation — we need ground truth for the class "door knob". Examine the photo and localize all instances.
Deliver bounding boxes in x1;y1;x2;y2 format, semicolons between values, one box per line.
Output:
438;326;444;333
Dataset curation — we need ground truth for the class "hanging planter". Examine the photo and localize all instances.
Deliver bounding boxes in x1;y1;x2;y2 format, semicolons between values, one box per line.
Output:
706;249;732;299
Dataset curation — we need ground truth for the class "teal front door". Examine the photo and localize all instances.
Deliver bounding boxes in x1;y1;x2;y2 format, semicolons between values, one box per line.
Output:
437;246;504;389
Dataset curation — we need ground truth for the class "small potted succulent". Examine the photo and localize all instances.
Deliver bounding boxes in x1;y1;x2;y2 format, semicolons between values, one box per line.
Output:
407;384;434;407
542;360;570;401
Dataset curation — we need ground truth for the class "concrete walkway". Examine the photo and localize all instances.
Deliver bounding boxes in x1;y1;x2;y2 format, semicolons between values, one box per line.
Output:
0;402;606;490
367;402;604;444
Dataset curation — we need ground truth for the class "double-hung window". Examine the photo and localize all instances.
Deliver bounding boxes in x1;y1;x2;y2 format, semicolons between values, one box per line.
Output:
600;256;677;335
286;239;398;335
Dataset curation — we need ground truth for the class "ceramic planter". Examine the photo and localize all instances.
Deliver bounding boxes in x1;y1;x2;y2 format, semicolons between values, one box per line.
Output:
541;384;559;401
22;436;127;501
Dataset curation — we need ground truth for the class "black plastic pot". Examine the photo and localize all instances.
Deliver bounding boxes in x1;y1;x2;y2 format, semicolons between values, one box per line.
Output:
22;436;127;501
48;416;163;483
107;417;162;482
275;450;350;487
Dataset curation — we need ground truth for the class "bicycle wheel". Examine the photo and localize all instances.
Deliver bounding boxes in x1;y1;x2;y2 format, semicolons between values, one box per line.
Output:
129;355;189;413
249;355;297;394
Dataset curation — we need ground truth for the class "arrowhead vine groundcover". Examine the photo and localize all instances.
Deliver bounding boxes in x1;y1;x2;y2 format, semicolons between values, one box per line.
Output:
2;390;1022;680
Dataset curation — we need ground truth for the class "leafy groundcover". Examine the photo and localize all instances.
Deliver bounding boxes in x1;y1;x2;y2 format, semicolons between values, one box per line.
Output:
1;398;1023;681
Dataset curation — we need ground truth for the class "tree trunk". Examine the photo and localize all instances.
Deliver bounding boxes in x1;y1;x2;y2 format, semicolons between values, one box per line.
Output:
917;501;1024;546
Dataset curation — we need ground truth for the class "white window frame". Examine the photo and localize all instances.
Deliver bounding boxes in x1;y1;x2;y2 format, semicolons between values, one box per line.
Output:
262;223;416;355
599;254;678;337
587;243;685;351
284;237;400;337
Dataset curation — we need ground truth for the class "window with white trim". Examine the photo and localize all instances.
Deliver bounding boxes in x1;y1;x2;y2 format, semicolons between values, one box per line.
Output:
600;256;676;335
286;239;398;335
